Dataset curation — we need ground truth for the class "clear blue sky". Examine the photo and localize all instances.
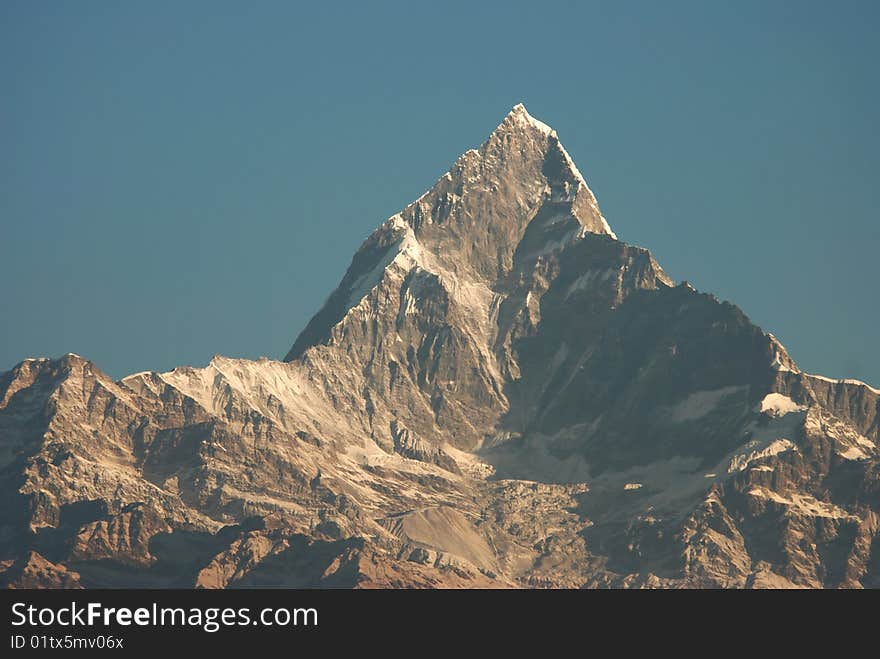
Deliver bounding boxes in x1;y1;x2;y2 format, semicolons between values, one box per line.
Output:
2;1;878;385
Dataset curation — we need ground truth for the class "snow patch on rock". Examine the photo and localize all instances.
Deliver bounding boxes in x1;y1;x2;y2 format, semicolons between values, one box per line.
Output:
747;488;855;520
564;269;616;299
670;386;745;423
760;393;806;417
728;439;796;473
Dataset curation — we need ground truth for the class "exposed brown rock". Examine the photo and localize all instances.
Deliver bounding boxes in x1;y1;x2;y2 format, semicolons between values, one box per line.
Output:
1;105;878;589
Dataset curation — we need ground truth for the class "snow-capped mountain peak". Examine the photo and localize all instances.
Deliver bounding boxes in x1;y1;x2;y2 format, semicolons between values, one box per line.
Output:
2;105;878;590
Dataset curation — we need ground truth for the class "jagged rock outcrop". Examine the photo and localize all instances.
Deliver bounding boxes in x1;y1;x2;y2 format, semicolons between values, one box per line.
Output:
1;104;878;588
0;551;83;589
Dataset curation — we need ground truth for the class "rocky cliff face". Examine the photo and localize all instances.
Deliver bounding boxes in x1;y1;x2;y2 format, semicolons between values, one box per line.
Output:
2;105;878;588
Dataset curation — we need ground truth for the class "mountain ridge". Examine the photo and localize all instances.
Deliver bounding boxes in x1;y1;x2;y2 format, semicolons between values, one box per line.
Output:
2;105;878;589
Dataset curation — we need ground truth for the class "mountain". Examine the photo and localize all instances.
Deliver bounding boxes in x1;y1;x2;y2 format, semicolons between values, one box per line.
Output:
2;104;879;589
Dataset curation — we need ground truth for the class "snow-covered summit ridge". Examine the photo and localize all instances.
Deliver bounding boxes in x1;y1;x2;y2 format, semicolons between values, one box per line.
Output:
768;333;880;395
504;103;556;136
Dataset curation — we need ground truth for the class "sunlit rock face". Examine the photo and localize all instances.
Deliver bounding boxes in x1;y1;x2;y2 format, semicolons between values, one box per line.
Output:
2;105;878;589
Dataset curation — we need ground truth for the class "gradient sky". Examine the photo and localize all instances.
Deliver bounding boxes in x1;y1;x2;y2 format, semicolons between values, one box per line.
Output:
2;1;878;385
